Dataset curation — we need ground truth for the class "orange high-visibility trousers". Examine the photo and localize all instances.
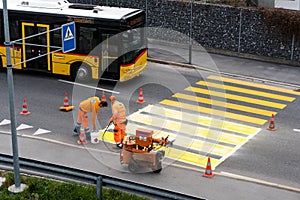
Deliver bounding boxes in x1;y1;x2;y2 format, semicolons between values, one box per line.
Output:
77;108;89;129
113;123;126;143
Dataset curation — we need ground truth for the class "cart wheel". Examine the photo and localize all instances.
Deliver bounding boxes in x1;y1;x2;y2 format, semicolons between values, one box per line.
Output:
128;162;137;173
153;151;164;173
152;166;162;173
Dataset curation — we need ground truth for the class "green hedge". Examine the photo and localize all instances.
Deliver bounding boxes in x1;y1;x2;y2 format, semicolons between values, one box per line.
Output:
0;172;149;200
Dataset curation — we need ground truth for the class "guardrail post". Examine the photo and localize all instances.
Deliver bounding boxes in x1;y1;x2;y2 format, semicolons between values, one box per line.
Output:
96;176;103;200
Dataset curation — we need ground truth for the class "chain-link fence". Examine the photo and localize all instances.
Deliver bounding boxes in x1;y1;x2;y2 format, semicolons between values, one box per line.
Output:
69;0;300;64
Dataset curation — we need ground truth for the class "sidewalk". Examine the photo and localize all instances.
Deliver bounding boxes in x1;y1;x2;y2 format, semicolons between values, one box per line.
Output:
147;40;300;89
0;132;299;200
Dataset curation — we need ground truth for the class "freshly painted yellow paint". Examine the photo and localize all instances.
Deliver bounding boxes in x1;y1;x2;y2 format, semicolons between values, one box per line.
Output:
128;112;248;145
160;99;267;125
126;122;234;157
165;148;220;169
208;75;300;96
141;105;261;135
197;81;295;102
99;129;221;169
173;93;277;117
186;86;286;109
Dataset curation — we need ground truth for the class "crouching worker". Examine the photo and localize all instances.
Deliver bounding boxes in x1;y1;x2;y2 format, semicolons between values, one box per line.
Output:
74;96;107;144
109;96;127;149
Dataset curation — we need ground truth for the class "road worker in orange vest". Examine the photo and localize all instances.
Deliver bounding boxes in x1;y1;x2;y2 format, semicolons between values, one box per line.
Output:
74;96;107;144
109;96;127;149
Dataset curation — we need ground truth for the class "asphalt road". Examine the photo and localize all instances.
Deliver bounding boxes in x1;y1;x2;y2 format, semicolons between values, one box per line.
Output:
0;44;300;199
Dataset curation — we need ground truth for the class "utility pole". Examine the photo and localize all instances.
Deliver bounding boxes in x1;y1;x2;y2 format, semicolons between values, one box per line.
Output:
2;0;27;193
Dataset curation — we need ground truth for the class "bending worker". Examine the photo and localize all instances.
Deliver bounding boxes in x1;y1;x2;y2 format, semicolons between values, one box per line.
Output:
74;96;107;144
109;96;127;149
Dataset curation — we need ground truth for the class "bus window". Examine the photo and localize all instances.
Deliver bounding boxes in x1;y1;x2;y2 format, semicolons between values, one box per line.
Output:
52;24;62;47
101;33;119;74
10;20;19;41
79;26;98;54
122;29;143;63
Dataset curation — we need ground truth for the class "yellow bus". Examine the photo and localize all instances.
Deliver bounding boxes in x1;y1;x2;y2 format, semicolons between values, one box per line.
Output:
0;0;147;82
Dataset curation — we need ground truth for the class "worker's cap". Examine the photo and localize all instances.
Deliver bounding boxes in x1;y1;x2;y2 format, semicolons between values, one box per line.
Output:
109;96;116;102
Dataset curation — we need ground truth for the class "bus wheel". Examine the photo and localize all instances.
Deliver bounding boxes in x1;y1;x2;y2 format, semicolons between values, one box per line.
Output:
73;63;91;82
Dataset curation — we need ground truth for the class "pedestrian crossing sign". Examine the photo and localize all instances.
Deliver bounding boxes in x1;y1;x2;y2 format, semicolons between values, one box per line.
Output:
62;22;76;53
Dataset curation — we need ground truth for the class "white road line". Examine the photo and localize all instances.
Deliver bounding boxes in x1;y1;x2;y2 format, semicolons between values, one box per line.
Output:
0;119;11;126
33;128;51;136
293;129;300;133
58;79;119;94
17;124;33;131
0;130;299;193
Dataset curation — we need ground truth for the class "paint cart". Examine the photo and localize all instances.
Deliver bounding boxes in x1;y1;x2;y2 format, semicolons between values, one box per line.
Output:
120;128;173;173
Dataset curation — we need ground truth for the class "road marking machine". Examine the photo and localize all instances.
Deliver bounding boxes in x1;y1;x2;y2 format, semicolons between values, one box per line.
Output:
120;128;173;173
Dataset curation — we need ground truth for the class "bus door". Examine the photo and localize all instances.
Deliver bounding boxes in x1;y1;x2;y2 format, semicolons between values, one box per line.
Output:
21;22;50;71
101;33;119;80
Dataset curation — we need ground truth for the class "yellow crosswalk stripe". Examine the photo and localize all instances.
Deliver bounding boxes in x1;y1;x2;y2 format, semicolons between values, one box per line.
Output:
186;86;286;109
160;99;267;125
141;105;260;136
128;112;248;145
99;127;221;169
173;93;277;117
126;122;234;157
208;75;300;96
197;81;295;102
165;148;220;169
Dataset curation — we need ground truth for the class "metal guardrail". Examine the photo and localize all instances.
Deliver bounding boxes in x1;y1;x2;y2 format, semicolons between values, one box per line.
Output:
0;153;204;200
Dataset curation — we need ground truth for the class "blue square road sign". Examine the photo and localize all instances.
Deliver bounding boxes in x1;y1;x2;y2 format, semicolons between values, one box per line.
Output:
62;22;76;53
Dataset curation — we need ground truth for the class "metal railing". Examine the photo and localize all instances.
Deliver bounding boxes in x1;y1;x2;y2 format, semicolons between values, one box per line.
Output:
0;153;204;200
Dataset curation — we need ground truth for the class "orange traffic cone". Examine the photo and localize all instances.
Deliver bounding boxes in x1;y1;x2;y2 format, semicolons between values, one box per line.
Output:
20;98;30;115
59;93;74;111
203;157;215;178
101;90;107;102
137;88;145;104
77;129;88;145
267;114;277;131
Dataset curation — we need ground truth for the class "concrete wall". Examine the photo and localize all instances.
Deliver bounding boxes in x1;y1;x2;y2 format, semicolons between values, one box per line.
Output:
70;0;300;65
258;0;274;7
275;0;300;10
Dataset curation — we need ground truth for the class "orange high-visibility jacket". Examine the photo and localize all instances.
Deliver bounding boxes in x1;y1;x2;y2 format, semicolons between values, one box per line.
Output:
79;97;100;128
111;100;126;124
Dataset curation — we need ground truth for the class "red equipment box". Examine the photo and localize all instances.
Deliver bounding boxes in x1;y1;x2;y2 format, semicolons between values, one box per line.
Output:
135;128;153;148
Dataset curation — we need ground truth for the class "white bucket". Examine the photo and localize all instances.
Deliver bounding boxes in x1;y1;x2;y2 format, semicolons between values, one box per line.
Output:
91;132;99;144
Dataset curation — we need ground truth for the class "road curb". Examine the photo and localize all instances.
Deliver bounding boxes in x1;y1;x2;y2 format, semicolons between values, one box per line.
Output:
148;58;300;89
169;162;300;194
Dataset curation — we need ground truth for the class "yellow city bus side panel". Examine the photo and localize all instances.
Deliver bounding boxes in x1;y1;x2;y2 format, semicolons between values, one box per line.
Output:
0;46;22;69
52;52;99;79
120;49;148;82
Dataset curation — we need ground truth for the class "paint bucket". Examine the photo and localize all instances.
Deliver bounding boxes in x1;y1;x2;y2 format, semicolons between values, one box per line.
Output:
91;132;99;144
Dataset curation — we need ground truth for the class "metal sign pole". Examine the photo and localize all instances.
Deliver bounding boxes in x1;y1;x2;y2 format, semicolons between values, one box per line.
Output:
2;0;27;193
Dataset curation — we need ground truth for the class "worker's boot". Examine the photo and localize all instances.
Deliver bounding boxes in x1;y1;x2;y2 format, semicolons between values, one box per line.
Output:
73;123;81;136
85;128;91;141
77;132;88;145
116;142;123;149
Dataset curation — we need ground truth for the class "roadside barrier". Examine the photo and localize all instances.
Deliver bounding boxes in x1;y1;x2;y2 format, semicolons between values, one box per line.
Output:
0;153;204;200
